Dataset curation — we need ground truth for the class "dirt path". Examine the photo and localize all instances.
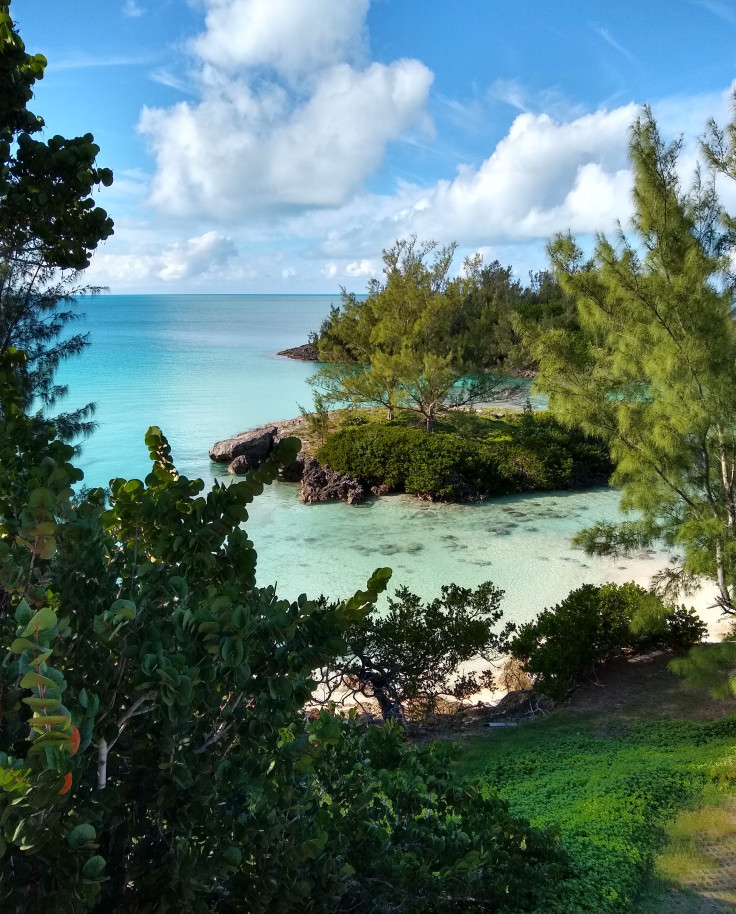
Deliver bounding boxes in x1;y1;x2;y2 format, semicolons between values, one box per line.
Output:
561;650;736;723
641;795;736;912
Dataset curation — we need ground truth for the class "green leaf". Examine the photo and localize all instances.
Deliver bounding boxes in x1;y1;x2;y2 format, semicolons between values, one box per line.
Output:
22;606;57;637
14;599;33;625
68;824;96;849
28;488;55;510
20;671;57;689
168;576;188;598
110;599;136;620
22;696;60;711
81;855;106;881
30;714;71;729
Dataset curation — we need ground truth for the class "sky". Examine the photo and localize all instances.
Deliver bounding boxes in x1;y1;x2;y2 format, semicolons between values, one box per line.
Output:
11;0;736;293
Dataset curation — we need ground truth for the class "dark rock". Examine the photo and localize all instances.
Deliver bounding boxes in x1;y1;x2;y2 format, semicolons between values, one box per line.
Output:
209;426;277;464
278;456;305;482
277;343;320;361
299;457;366;504
227;455;251;475
370;481;392;496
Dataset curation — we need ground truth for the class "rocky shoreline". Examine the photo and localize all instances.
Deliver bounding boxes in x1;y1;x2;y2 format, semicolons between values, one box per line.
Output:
209;418;366;504
276;343;320;361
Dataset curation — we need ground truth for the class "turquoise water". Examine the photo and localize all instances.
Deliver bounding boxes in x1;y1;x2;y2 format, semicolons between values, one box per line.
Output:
56;294;657;624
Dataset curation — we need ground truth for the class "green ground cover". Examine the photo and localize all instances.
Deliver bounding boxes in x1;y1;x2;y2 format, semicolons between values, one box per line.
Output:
455;714;736;914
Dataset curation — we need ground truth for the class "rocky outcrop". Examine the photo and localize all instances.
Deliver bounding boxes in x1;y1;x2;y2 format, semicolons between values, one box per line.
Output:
298;457;366;504
278;456;305;482
277;343;320;361
210;425;278;465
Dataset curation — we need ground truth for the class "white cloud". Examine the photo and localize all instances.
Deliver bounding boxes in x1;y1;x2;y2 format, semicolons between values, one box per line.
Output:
321;262;338;279
345;259;376;277
303;105;640;257
139;0;433;219
282;266;296;280
594;26;635;62
192;0;369;83
123;0;144;17
487;79;528;112
89;231;237;285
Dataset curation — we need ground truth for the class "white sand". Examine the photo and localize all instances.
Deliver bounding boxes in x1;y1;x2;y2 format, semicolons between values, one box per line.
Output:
463;555;734;707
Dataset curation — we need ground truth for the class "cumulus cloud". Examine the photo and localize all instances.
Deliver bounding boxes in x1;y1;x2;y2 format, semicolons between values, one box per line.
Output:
90;231;237;285
192;0;369;82
345;259;376;277
139;0;432;219
298;104;640;259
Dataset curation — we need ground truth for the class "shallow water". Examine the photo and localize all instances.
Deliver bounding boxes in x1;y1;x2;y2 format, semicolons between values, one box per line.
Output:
56;294;660;623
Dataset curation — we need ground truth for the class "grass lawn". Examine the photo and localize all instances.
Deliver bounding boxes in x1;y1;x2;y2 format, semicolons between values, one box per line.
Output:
452;654;736;913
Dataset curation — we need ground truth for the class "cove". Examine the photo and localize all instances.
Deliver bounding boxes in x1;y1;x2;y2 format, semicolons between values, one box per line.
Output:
56;293;664;622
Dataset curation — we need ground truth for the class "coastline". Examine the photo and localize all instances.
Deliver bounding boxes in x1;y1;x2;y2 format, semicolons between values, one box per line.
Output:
457;554;732;709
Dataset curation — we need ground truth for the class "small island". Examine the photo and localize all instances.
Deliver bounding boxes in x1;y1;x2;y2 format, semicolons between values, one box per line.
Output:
209;405;612;504
213;241;609;503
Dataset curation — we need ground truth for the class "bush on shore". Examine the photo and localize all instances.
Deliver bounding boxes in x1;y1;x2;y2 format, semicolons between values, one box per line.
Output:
509;583;707;701
316;411;611;500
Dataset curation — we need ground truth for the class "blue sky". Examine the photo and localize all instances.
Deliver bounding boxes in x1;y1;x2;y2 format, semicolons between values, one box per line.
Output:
12;0;736;292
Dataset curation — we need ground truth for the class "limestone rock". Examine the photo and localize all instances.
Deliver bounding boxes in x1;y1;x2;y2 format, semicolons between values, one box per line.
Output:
278;456;305;482
227;455;251;475
299;457;366;504
276;343;320;361
209;426;277;465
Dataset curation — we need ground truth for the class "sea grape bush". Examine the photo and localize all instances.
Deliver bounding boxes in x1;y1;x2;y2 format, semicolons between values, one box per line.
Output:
0;350;563;913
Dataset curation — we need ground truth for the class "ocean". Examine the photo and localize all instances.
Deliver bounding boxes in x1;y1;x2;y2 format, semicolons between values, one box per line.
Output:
55;293;659;622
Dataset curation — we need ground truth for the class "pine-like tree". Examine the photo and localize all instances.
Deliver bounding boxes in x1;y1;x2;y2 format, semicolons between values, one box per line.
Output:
531;107;736;614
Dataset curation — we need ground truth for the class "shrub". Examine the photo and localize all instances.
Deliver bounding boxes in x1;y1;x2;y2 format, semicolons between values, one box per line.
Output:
317;415;610;501
509;582;706;701
319;581;515;721
662;605;708;650
339;412;369;428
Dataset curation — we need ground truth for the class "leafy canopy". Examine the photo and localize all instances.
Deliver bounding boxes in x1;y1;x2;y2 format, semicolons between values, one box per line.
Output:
310;237;515;431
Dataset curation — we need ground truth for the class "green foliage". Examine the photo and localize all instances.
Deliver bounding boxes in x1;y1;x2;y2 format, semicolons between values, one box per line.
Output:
532;106;736;629
669;640;736;699
0;3;113;271
0;3;113;439
458;715;736;913
310;238;523;431
320;581;514;721
317;722;567;913
510;583;706;700
0;351;564;913
317;411;610;500
315;255;576;373
298;391;331;445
